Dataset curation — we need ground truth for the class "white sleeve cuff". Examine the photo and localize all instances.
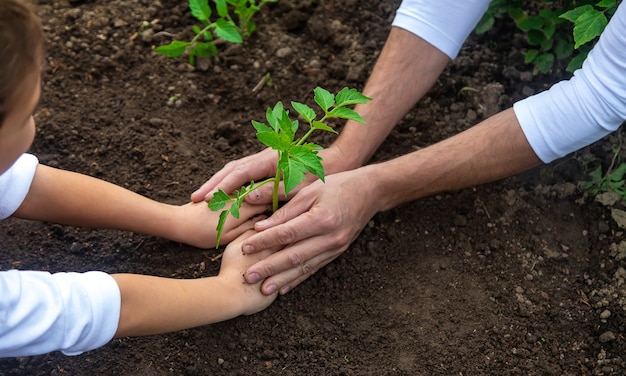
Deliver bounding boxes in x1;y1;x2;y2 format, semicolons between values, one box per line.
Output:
0;270;121;357
392;0;491;59
0;153;38;219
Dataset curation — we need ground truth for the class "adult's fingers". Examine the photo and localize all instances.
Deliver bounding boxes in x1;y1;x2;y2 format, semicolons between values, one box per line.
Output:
190;148;277;202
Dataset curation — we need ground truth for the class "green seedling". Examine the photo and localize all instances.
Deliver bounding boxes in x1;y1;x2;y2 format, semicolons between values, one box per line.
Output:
155;0;278;65
476;0;619;74
208;86;371;246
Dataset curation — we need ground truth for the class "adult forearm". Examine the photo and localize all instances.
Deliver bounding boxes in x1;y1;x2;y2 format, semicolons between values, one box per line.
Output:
329;27;450;172
369;108;542;212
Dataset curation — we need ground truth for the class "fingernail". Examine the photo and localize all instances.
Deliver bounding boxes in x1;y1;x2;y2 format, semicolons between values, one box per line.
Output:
279;286;290;295
247;272;261;284
250;189;261;202
255;219;269;228
265;284;277;294
242;244;255;253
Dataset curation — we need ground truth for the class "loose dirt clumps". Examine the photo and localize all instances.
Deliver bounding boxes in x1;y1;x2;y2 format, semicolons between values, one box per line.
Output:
1;0;625;374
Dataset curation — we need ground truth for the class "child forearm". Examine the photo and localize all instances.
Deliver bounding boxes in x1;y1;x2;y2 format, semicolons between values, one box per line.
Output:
112;274;244;337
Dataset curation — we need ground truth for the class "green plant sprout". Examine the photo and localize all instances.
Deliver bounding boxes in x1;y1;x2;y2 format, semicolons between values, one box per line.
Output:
155;0;278;65
208;86;371;246
476;0;619;74
579;146;626;198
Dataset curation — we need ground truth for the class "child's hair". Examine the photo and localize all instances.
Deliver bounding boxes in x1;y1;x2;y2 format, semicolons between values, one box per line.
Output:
0;0;44;127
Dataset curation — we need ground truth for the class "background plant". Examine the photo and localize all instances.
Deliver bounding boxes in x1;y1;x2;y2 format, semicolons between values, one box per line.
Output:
155;0;278;64
476;0;620;74
209;87;371;246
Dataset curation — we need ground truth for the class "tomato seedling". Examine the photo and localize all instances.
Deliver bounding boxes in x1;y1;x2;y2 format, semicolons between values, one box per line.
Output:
209;86;371;246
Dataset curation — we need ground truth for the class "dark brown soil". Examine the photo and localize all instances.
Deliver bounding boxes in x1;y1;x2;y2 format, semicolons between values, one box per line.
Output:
2;0;626;375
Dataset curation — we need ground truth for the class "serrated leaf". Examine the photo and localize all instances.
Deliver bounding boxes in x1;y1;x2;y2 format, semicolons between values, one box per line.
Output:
527;29;545;46
277;109;296;140
280;158;307;195
559;5;593;22
252;120;272;134
292;101;317;122
312;120;337;134
215;19;243;43
314;87;334;112
573;10;607;48
229;201;240;218
329;107;366;124
189;0;211;21
256;130;290;150
291;145;324;181
215;0;229;18
335;87;371;106
155;41;188;57
208;189;232;211
215;210;229;247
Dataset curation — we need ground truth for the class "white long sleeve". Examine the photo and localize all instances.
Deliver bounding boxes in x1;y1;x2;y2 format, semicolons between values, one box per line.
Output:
0;270;121;357
514;3;626;163
392;0;491;59
0;153;38;219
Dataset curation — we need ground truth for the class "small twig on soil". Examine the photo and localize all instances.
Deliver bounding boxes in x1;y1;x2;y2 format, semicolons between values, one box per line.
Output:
252;73;271;93
210;252;223;262
577;289;591;306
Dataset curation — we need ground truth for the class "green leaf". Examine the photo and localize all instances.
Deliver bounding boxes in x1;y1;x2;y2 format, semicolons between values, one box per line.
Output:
215;19;243;43
155;41;188;57
329;107;366;124
193;41;218;57
475;14;494;35
312;120;338;134
596;0;616;9
526;29;545;46
208;189;232;211
555;39;573;60
256;130;290;150
215;0;229;18
291;145;324;181
215;210;229;247
189;0;211;21
252;119;272;134
566;51;588;72
279;153;307;195
517;15;544;31
277;109;296;141
335;87;372;106
572;10;607;48
292;102;317;122
229;201;240;218
534;53;555;74
314;87;334;112
540;37;553;51
524;49;539;63
508;7;527;23
559;5;593;22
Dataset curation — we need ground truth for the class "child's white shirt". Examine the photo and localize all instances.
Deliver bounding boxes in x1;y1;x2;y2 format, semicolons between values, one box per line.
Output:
393;0;626;163
1;154;121;357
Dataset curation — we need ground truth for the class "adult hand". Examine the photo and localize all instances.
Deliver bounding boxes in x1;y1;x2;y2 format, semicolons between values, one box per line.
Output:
240;168;381;295
190;146;351;205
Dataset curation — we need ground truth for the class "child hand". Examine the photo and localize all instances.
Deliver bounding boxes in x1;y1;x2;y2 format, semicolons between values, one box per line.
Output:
175;201;270;248
218;230;278;315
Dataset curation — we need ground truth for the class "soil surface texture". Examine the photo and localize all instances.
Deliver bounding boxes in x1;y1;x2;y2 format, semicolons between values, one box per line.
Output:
2;0;626;375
